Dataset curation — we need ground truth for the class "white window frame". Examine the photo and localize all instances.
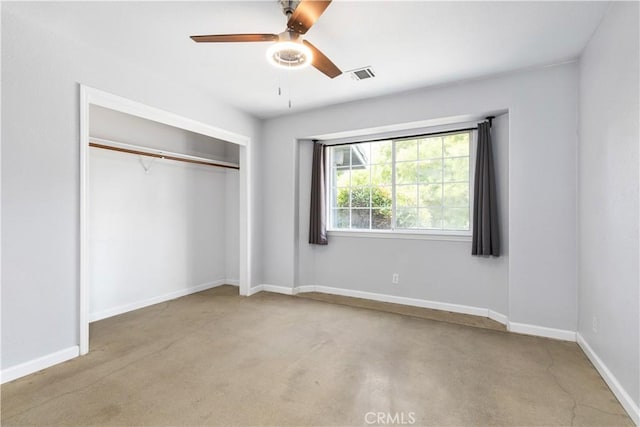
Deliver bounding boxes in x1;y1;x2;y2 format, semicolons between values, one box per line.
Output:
326;128;477;240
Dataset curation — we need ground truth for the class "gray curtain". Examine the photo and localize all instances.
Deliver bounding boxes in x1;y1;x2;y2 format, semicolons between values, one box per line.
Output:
309;141;328;245
472;121;500;256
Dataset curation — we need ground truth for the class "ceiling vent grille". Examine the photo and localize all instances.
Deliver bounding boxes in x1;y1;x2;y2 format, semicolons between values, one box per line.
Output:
350;67;375;81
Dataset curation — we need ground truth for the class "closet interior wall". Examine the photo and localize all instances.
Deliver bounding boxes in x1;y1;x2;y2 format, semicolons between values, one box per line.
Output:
88;105;240;321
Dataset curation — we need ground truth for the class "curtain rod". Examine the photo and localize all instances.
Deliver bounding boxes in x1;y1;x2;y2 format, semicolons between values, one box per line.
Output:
89;138;239;170
323;116;495;148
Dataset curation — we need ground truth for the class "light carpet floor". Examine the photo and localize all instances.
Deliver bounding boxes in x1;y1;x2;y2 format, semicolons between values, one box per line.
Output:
1;285;632;426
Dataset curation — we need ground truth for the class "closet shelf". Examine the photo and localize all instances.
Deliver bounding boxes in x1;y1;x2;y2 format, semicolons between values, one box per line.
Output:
89;137;239;170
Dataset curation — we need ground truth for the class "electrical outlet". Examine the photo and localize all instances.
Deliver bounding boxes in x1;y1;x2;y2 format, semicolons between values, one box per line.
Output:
592;316;598;333
392;273;399;284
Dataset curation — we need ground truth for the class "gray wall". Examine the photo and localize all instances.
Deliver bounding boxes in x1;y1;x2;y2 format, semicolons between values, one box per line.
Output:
1;4;260;370
578;2;640;407
261;63;579;332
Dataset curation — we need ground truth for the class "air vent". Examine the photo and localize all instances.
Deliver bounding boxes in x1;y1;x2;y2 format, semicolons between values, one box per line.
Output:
349;67;375;81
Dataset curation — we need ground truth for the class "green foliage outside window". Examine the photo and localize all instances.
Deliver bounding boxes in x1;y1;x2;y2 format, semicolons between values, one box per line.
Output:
336;186;392;228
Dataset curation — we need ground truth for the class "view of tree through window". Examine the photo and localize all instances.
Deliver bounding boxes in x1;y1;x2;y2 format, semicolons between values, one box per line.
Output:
329;131;471;232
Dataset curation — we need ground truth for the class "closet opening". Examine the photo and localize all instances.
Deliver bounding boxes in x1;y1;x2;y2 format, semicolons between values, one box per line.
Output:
79;86;252;355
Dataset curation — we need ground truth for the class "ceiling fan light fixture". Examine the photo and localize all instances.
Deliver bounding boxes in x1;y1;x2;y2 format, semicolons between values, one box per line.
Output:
266;41;313;69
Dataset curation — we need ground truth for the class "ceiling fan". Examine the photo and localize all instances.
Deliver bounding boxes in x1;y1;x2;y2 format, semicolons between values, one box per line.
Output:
190;0;342;79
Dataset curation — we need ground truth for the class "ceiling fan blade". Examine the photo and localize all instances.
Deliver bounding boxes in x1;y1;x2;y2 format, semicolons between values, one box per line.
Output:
303;40;342;79
287;0;332;35
190;34;279;43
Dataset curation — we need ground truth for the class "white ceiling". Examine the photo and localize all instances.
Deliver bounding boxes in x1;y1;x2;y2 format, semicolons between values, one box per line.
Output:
10;1;609;119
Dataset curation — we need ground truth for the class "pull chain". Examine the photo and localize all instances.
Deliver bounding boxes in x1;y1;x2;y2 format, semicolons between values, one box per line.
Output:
288;63;292;109
275;65;293;108
277;70;282;96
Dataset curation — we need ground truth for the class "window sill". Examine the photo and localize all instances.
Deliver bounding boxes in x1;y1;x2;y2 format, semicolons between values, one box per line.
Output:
327;229;472;242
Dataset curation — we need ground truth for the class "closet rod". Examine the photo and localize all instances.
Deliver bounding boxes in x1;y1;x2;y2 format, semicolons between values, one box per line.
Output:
89;138;239;170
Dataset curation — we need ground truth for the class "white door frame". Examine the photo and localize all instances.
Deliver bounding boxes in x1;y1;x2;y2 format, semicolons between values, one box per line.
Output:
79;85;252;355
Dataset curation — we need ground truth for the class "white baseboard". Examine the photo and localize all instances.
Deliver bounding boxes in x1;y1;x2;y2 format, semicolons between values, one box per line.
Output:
292;285;489;317
1;346;79;384
251;284;579;343
253;284;501;325
248;284;294;296
262;284;294;295
508;321;576;342
488;310;509;326
246;285;261;296
90;279;229;322
293;285;314;295
577;333;639;425
226;279;240;286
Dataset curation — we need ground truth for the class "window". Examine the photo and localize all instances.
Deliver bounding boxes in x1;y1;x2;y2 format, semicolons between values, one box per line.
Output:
328;131;472;234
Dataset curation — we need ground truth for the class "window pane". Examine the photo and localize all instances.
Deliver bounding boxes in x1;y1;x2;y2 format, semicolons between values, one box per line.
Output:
330;187;343;208
332;147;349;167
352;143;370;166
372;164;392;185
396;139;418;161
351;168;370;186
372;208;392;229
335;167;350;187
418;160;442;183
371;141;393;164
328;131;471;233
350;187;371;208
419;184;442;206
396;208;418;228
396;161;417;184
444;157;469;182
371;186;392;207
443;183;469;207
443;207;470;230
419;137;442;160
351;209;371;229
444;133;469;157
418;207;443;229
335;188;350;207
332;209;349;228
396;185;418;207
